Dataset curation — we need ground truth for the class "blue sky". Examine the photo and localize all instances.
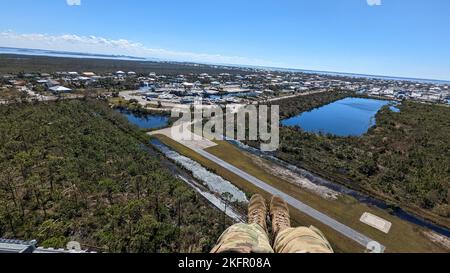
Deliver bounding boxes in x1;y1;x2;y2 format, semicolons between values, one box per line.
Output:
0;0;449;80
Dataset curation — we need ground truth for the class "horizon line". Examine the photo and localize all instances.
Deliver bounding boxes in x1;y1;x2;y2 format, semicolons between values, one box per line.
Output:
1;46;449;84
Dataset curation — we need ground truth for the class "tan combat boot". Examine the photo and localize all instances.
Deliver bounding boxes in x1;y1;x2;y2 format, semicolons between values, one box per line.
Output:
270;196;291;237
248;194;268;232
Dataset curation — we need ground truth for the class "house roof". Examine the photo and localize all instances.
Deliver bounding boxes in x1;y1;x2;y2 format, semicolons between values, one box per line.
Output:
82;72;96;77
50;86;72;92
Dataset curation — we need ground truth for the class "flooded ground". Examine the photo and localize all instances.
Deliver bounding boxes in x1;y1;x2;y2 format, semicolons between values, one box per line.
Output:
176;175;245;222
140;142;246;223
151;139;248;203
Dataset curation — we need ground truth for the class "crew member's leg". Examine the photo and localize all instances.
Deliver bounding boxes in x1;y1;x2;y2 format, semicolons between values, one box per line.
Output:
270;196;334;253
211;195;274;253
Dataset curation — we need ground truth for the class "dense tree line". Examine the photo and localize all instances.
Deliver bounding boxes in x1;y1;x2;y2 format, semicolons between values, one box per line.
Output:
0;99;226;252
0;54;246;75
0;88;25;102
274;90;357;119
261;93;450;226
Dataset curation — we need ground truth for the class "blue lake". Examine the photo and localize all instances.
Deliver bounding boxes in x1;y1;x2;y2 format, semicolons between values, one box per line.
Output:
117;109;169;130
281;97;393;137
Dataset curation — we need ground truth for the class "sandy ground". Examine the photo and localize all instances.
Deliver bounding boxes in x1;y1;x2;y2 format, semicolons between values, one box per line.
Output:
423;231;450;250
149;124;218;150
248;152;341;200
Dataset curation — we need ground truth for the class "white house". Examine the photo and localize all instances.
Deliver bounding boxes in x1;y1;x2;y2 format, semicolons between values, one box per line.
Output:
49;86;72;93
116;71;126;77
182;82;194;89
82;72;96;77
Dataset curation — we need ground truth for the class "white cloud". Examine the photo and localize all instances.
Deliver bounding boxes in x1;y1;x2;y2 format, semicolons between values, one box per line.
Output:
367;0;382;6
66;0;81;6
0;31;271;66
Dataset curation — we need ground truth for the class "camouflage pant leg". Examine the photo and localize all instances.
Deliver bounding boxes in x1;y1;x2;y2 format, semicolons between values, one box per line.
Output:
211;223;274;253
273;226;334;253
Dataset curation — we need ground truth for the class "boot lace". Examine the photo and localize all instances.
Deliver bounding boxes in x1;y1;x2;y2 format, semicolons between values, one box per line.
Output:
249;208;264;224
273;210;289;230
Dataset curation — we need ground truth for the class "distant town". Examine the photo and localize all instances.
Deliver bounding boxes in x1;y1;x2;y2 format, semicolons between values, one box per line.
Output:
1;61;449;108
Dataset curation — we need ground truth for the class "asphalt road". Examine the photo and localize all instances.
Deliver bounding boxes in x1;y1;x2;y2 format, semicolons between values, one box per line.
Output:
194;148;385;252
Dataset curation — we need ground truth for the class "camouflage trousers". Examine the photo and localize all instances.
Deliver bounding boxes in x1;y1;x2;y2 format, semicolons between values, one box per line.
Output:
211;223;334;253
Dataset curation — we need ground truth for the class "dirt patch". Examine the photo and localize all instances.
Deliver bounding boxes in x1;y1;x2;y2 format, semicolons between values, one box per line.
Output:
249;153;340;200
423;231;450;250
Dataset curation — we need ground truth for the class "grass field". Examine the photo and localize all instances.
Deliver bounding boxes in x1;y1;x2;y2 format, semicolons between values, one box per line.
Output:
153;134;447;253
